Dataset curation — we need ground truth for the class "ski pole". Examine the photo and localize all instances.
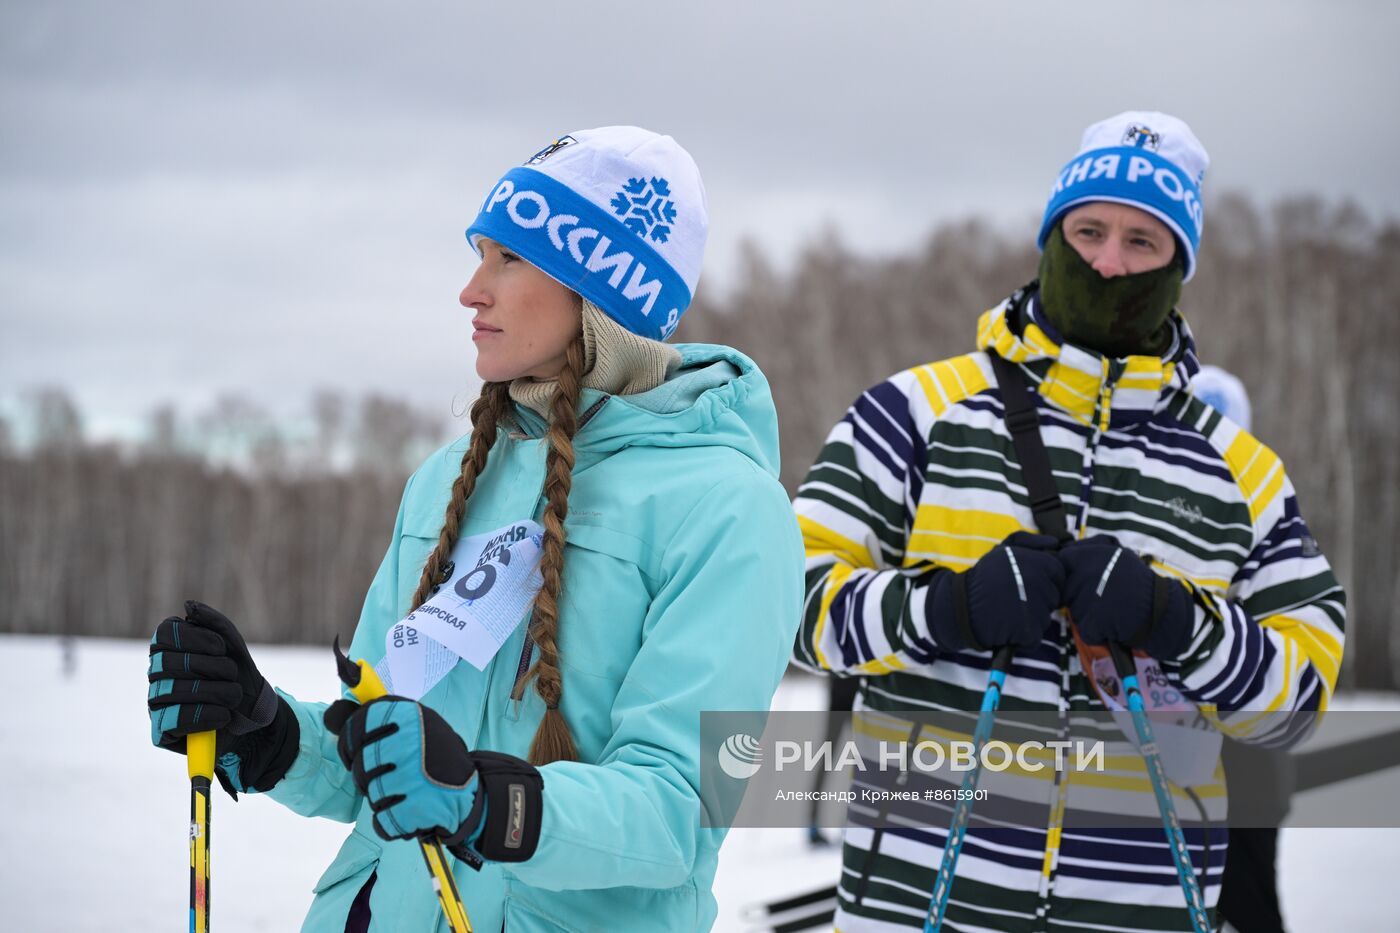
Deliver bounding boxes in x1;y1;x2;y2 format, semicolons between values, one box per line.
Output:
333;638;474;933
188;730;215;933
743;883;836;921
742;883;838;932
924;645;1014;933
1108;642;1211;933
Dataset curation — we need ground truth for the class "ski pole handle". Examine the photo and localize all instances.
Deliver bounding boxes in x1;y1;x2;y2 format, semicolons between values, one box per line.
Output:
188;730;216;933
336;644;390;705
1107;642;1137;682
188;731;216;781
332;638;474;933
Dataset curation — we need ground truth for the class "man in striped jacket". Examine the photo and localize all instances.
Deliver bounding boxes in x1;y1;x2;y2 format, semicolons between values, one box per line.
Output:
792;112;1345;932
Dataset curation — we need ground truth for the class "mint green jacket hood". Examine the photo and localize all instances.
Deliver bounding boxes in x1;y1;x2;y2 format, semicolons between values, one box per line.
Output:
512;341;782;472
260;344;804;932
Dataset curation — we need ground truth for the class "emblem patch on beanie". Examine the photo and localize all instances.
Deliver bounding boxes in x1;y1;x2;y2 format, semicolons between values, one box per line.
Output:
1123;124;1161;151
610;177;678;244
526;135;577;165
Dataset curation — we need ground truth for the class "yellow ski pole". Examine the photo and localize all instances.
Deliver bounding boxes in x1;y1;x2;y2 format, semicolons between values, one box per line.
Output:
187;730;216;933
332;638;474;933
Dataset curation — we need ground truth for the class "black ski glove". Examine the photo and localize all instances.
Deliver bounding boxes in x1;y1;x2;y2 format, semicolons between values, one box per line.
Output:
926;531;1066;652
1059;536;1196;660
147;601;299;796
324;697;543;864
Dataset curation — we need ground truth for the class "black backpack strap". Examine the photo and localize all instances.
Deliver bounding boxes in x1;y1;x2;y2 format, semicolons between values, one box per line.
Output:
987;352;1072;543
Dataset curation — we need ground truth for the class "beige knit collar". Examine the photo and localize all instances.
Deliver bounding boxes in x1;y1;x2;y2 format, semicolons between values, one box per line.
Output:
507;300;682;418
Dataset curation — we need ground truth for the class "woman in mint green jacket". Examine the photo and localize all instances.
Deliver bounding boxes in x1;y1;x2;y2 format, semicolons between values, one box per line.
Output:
147;126;804;931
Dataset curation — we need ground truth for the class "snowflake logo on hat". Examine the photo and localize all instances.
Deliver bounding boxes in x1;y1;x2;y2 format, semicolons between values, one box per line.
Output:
610;177;678;244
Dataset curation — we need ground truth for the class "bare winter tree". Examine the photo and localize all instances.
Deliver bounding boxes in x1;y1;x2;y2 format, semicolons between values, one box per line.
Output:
312;388;347;468
355;394;435;478
29;386;84;453
143;404;180;458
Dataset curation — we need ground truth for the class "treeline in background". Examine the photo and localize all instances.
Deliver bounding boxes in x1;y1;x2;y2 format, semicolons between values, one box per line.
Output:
3;195;1397;689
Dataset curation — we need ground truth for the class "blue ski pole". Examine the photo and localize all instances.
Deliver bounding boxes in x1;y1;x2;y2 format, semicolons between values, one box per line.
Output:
1108;642;1212;933
924;645;1014;933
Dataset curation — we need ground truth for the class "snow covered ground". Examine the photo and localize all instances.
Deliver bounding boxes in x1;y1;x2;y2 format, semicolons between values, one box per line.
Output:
1;634;1396;931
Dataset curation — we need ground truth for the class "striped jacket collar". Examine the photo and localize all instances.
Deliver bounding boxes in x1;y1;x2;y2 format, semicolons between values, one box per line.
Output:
975;287;1202;427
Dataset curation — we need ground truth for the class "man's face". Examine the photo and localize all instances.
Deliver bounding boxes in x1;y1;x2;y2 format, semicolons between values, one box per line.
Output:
1061;202;1177;278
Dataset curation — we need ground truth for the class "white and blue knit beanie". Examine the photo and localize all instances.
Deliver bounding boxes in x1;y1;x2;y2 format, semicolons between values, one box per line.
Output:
1038;111;1210;280
466;126;708;341
1193;364;1253;431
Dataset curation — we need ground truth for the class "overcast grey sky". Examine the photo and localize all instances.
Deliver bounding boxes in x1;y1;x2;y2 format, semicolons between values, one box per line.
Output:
3;1;1398;440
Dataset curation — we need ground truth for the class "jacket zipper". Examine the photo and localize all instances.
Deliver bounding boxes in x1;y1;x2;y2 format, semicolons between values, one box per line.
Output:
507;394;611;702
1072;358;1124;537
1037;359;1123;929
509;637;534;702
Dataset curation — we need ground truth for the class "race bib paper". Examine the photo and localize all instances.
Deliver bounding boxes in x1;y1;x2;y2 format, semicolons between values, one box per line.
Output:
1092;654;1223;787
377;520;545;700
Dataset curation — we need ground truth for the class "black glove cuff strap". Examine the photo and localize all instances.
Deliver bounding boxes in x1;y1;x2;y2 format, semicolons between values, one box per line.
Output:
457;751;543;863
950;573;986;653
231;694;301;793
443;789;489;869
230;678;280;736
1126;573;1174;651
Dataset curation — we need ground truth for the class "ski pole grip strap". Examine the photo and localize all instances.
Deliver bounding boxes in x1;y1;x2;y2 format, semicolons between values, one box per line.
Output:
988;353;1071;543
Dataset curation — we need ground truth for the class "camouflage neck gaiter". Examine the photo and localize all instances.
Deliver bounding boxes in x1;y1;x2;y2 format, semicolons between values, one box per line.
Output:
1037;224;1184;359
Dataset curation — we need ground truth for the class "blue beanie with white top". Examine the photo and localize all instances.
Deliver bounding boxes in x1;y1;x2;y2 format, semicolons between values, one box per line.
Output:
1038;111;1210;280
466;126;708;341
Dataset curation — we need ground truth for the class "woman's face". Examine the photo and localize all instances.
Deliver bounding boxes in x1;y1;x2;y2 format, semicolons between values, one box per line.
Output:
1061;202;1177;277
460;238;581;383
